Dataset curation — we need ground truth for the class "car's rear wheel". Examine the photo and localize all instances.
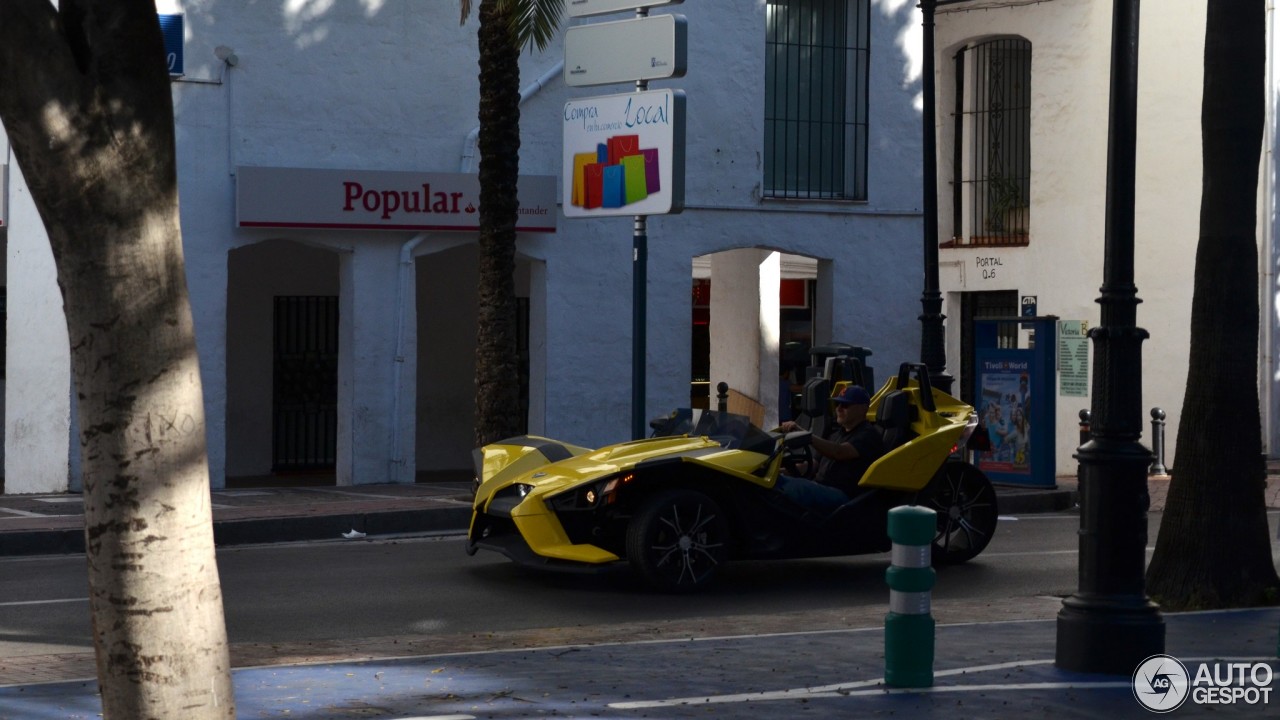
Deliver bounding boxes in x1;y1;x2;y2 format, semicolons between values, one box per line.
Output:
922;461;998;565
626;489;729;592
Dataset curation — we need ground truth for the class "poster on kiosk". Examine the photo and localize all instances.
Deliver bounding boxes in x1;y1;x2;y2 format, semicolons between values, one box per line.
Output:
972;317;1057;487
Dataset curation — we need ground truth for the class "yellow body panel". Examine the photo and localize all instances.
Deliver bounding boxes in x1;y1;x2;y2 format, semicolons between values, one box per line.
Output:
508;499;620;563
848;378;973;492
472;432;780;565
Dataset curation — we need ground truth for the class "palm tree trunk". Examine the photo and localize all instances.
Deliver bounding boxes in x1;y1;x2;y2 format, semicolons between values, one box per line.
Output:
474;0;524;446
1146;0;1280;609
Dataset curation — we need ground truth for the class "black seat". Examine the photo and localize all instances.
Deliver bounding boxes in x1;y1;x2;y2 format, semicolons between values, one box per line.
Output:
876;390;915;450
794;377;831;438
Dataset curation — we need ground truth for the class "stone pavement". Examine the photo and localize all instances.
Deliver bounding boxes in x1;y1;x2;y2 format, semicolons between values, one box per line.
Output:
2;606;1278;719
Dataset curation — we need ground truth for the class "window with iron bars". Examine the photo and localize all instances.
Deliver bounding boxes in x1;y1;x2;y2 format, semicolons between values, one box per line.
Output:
950;38;1031;247
764;0;869;201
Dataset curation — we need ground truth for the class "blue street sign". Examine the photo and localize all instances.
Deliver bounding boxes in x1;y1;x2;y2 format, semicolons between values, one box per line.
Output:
159;14;184;77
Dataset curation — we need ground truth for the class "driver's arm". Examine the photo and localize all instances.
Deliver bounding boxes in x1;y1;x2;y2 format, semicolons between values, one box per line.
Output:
810;434;859;461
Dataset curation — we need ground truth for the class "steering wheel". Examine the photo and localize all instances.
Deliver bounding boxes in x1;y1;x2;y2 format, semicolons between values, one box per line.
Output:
780;431;817;478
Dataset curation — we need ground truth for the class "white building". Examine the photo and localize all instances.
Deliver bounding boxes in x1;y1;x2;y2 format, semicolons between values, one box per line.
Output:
930;0;1280;478
1;1;928;493
6;0;1271;496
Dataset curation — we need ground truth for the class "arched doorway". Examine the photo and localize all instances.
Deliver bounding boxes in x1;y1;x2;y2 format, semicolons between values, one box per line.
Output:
226;239;341;484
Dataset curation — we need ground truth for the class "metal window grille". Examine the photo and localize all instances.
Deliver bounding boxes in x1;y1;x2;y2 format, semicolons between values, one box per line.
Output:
954;38;1031;246
764;0;869;200
272;296;339;471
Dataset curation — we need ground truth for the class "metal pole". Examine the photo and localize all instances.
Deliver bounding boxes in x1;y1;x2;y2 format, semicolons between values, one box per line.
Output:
631;6;649;440
632;214;647;439
919;0;953;394
1055;0;1164;674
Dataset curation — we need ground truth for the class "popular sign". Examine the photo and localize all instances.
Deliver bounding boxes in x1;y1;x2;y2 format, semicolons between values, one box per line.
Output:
236;167;557;233
562;89;685;217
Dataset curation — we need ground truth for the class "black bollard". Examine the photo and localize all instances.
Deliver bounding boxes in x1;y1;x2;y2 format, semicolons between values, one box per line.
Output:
1149;408;1167;476
716;382;729;413
1077;409;1091;485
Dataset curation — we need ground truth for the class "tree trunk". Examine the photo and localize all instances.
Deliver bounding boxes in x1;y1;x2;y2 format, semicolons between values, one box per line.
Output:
0;3;234;717
1146;0;1279;610
474;0;524;447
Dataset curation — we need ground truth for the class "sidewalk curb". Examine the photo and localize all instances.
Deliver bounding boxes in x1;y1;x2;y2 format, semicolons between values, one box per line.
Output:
0;506;475;557
0;483;1082;557
212;507;474;546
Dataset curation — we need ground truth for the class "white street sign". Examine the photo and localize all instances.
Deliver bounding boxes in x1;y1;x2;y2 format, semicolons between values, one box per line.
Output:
562;89;685;217
564;14;687;87
567;0;683;19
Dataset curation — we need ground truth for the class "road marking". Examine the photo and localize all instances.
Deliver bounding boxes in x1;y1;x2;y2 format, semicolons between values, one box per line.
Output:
0;597;87;608
293;487;470;502
0;507;73;518
611;681;1133;708
608;659;1120;709
981;549;1079;558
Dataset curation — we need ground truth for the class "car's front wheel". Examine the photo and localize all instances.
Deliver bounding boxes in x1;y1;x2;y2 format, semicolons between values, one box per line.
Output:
626;489;729;592
922;461;998;564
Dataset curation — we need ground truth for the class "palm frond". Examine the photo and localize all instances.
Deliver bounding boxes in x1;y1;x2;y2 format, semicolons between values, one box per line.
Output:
460;0;564;51
506;0;566;52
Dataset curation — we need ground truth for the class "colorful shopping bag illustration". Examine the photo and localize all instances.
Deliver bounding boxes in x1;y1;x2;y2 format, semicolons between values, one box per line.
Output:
571;152;596;207
601;164;626;208
584;163;604;209
621;154;648;204
607;134;641;165
641;148;660;194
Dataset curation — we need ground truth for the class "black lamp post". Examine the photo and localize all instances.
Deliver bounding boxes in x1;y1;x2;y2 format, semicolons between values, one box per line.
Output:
918;0;1163;673
1055;0;1164;673
919;0;952;395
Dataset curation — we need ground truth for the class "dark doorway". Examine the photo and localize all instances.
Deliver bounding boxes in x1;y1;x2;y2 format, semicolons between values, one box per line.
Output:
273;296;339;471
960;290;1018;406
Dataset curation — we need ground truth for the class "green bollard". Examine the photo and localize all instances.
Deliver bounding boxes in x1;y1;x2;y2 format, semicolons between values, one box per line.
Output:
885;505;937;688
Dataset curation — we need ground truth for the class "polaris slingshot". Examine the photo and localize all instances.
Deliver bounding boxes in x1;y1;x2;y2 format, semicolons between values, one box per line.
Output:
466;362;998;591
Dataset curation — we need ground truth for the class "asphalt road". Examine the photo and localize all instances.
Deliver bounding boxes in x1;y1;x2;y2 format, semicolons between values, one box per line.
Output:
1;510;1210;661
4;511;1279;720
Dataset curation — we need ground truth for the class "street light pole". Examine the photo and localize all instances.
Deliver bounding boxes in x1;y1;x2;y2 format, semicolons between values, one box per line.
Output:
918;0;952;395
1055;0;1164;674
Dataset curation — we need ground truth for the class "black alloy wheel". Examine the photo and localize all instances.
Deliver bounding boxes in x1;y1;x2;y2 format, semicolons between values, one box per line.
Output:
626;489;730;591
922;461;998;564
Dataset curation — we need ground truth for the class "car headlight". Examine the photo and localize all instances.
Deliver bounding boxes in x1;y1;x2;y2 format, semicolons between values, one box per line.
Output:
548;473;634;511
486;483;535;515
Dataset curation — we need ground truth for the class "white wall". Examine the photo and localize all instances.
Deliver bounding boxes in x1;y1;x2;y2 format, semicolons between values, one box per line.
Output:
934;0;1209;475
3;161;71;494
1;0;928;490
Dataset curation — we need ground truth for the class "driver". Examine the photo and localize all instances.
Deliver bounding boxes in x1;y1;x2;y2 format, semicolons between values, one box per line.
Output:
775;385;885;511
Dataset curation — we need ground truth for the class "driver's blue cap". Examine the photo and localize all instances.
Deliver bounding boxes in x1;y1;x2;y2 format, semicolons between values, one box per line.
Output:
833;385;872;405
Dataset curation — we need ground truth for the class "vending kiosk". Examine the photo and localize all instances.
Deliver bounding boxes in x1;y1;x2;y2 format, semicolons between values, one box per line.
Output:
972;316;1057;487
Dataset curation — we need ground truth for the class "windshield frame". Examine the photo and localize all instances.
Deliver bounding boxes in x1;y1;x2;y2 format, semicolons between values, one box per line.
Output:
651;408;778;454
